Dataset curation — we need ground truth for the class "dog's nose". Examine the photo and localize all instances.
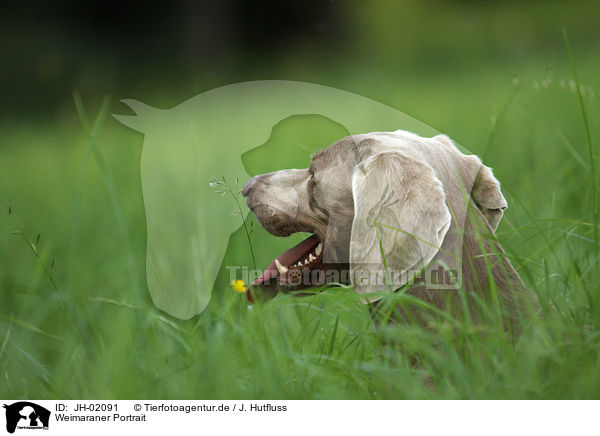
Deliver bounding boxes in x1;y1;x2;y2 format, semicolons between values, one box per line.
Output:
242;177;256;197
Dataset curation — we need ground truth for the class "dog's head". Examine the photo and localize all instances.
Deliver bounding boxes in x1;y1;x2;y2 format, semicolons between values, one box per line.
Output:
243;130;507;298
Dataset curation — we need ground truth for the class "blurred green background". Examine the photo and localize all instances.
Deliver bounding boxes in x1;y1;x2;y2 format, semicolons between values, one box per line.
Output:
1;0;599;399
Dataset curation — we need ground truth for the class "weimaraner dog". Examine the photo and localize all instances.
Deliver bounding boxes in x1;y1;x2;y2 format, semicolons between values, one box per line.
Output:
243;130;537;328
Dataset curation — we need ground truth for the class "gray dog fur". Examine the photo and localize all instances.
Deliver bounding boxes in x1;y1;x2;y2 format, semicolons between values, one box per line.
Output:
243;130;538;328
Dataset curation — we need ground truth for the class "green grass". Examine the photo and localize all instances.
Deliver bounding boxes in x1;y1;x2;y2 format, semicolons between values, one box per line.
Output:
1;35;600;399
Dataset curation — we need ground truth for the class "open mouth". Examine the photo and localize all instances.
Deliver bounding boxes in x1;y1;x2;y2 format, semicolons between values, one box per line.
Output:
247;234;324;302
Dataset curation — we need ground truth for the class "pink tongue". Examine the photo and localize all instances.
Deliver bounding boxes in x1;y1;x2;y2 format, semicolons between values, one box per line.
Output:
251;234;320;286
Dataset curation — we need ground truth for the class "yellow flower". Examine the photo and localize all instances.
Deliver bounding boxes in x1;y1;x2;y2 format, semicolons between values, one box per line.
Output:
231;279;247;293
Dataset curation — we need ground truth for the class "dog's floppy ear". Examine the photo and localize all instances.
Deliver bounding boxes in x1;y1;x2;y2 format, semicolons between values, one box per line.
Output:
471;164;507;232
350;151;451;296
430;133;506;233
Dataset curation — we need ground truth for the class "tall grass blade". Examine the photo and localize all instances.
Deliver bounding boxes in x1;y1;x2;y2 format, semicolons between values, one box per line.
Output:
563;28;597;264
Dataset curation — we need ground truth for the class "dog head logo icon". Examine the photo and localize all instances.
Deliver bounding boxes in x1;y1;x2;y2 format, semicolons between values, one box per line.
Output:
3;402;50;434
